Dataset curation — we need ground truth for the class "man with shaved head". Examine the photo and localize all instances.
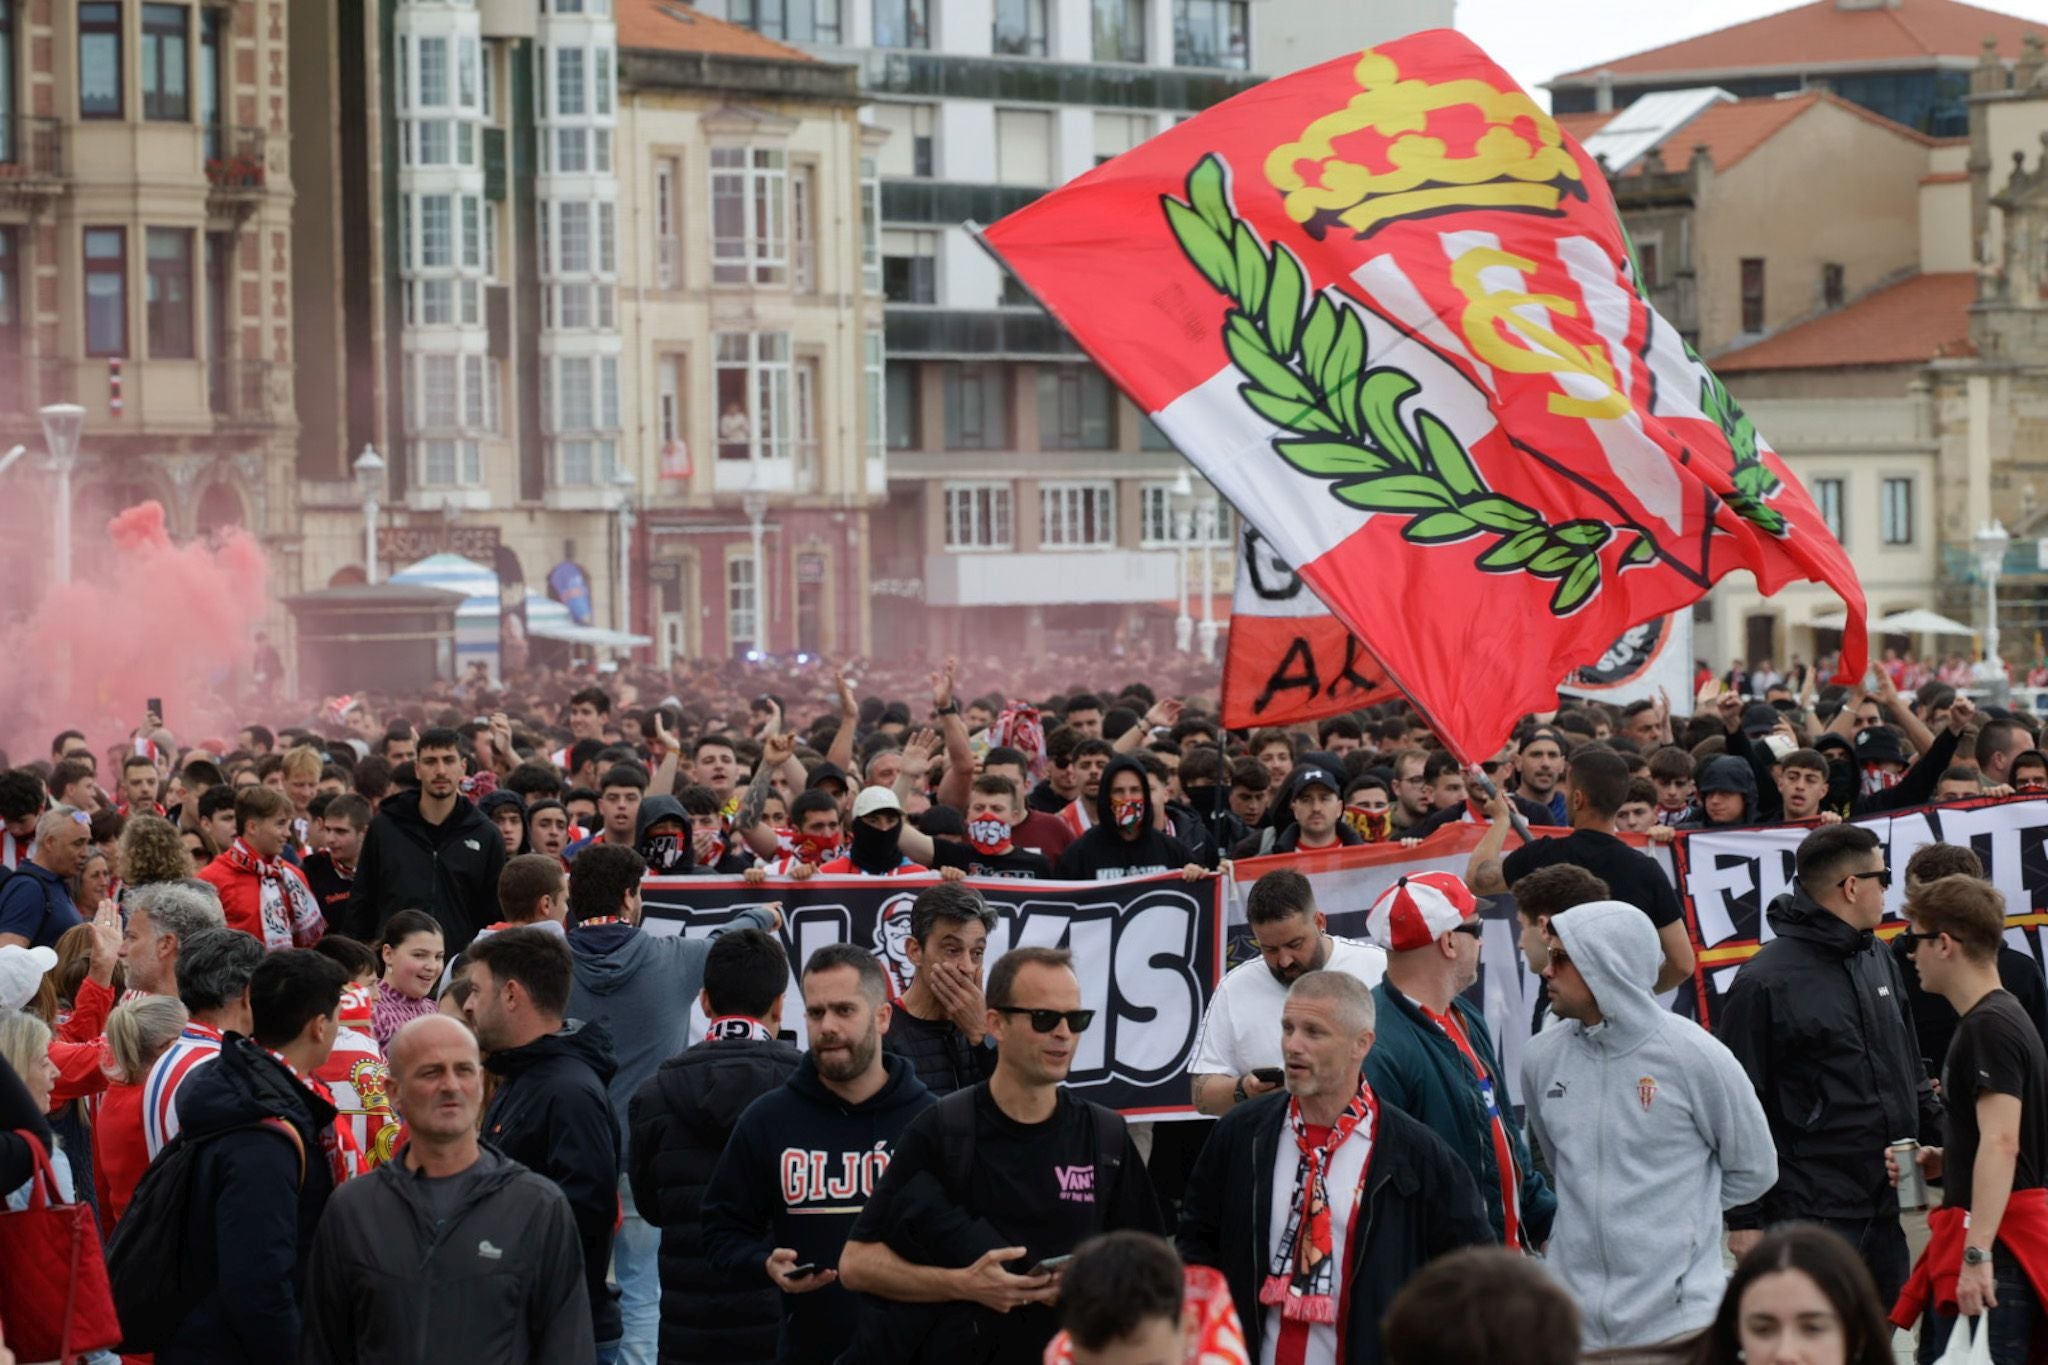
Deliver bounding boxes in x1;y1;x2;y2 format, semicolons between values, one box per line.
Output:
303;1014;596;1364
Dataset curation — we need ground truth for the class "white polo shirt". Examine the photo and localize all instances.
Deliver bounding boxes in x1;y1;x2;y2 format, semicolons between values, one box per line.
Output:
1191;936;1387;1079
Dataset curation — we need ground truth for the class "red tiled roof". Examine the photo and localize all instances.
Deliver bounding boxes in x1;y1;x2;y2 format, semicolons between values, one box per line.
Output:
1559;91;1923;176
616;0;814;61
1554;0;2044;84
1553;109;1617;144
1712;272;1976;372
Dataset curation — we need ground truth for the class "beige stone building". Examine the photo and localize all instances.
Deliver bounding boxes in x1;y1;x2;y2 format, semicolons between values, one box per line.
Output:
0;0;296;568
614;4;883;662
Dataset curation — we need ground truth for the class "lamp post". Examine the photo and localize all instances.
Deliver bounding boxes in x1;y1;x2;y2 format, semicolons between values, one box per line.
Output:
1197;493;1221;663
39;403;84;586
1170;468;1194;654
1976;518;2012;699
352;444;385;585
612;463;637;641
741;484;769;656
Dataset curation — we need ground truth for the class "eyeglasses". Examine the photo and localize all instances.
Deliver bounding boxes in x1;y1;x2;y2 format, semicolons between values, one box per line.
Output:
1451;921;1482;939
993;1006;1096;1034
1836;867;1893;890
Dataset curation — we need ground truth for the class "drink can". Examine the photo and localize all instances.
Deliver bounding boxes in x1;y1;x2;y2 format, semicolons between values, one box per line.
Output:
1891;1139;1927;1211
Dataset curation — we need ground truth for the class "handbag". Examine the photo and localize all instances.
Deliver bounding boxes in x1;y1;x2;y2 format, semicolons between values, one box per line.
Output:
0;1129;123;1362
1935;1312;1994;1365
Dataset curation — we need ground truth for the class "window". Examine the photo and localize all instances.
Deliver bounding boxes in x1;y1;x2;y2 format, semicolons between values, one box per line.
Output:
1174;0;1247;70
945;483;1013;550
593;48;611;116
710;147;787;286
860;157;881;294
792;165;815;292
416;438;481;489
1139;412;1176;450
417;353;460;429
1822;261;1844;309
864;332;885;463
84;227;127;357
548;355;620;485
80;3;124;119
737;0;842;42
870;103;934;179
1037;365;1113;449
1815;477;1844;542
199;9;222;159
886;362;919;450
995;108;1054;186
943;365;1009;449
874;0;928;49
882;229;936;304
1093;0;1144;62
140;5;190;121
555;46;584;116
715;332;793;463
417;36;448;107
994;0;1047;56
1740;257;1764;333
728;555;759;653
1041;482;1115;548
1094;111;1151;165
1637;239;1660;289
1140;484;1232;546
419;194;452;267
654;156;679;288
1881;478;1914;546
145;228;194;358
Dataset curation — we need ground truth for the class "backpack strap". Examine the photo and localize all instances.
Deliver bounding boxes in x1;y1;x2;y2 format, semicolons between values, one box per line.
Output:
1084;1102;1127;1205
937;1087;979;1204
255;1116;308;1188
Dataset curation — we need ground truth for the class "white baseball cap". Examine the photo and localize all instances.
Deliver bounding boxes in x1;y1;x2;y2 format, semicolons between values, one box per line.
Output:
853;786;905;820
0;944;58;1012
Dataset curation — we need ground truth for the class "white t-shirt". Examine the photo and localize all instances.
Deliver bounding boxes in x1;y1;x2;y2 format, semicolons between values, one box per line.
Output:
1260;1113;1372;1365
1191;936;1387;1079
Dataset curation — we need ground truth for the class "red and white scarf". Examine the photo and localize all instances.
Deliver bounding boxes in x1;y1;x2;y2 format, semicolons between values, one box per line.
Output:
225;838;326;949
1261;1081;1377;1327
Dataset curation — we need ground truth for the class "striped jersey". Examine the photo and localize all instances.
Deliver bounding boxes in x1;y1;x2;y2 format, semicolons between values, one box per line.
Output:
142;1021;226;1159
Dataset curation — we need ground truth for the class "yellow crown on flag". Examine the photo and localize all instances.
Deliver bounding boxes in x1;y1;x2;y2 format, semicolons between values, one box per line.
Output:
1266;48;1585;239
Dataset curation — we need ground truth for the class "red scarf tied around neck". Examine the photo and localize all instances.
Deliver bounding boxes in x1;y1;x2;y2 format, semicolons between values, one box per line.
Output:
1260;1081;1378;1327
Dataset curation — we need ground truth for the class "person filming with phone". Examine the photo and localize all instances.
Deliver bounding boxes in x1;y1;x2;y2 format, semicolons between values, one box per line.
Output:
838;946;1163;1364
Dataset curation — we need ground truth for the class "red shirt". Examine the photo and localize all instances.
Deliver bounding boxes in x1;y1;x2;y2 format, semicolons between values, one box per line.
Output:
92;1080;152;1227
1422;1003;1523;1250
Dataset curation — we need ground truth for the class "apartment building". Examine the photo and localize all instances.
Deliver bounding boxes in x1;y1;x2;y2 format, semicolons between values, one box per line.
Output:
0;0;296;583
695;0;1452;658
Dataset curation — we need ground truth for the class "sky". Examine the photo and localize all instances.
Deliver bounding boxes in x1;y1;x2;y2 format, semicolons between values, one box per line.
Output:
1455;0;1827;107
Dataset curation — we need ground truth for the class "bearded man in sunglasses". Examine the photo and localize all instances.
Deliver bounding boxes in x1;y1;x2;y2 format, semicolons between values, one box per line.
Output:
1714;821;1944;1306
840;945;1162;1365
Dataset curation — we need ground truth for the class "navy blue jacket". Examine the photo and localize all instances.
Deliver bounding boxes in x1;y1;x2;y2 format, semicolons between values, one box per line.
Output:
484;1020;624;1346
158;1035;336;1365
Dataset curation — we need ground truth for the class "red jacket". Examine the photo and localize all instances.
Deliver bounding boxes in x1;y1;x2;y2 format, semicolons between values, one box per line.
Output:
1895;1185;2048;1354
198;847;321;948
51;976;114;1106
92;1080;150;1227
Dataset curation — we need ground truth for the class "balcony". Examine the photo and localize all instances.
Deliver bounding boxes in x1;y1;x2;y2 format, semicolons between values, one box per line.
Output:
206;127;268;220
0;117;66;211
210;359;275;426
922;549;1178;607
713;446;818;494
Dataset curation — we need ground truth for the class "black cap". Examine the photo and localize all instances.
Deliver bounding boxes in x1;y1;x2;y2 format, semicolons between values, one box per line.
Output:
1854;725;1908;767
807;762;851;793
1740;702;1780;738
1290;767;1342;800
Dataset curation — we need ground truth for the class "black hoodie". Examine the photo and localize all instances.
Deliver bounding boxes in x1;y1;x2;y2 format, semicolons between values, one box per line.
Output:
701;1051;935;1364
343;787;506;951
160;1035;338;1365
1052;754;1194;881
483;1019;624;1346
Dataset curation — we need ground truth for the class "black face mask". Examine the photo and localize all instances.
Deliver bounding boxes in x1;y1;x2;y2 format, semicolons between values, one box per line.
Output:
1184;785;1227;818
850;818;902;874
637;829;692;874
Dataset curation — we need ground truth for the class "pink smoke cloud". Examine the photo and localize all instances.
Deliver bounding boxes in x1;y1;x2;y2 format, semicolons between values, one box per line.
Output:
0;501;268;765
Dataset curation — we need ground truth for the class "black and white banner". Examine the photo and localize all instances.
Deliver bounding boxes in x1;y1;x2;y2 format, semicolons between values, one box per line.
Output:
640;872;1227;1118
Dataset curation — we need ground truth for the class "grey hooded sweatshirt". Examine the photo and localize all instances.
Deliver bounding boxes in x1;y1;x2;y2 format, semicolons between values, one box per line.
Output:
1521;900;1777;1351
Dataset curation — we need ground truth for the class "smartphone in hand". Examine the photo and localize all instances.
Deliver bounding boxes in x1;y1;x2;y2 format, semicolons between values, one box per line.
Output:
1252;1066;1284;1085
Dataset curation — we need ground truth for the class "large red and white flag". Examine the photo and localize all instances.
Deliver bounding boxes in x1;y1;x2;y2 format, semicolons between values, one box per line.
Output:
983;29;1865;764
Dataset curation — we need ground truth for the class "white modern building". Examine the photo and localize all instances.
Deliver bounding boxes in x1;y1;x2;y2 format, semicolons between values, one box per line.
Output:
690;0;1453;657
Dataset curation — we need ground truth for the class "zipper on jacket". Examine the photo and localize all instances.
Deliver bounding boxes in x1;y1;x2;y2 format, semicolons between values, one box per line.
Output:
1592;1044;1612;1344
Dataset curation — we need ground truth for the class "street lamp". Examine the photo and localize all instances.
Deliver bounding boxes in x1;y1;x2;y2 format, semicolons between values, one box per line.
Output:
1976;518;2012;696
612;462;637;641
40;403;84;586
1197;493;1221;663
1170;468;1194;654
741;482;769;657
352;444;386;585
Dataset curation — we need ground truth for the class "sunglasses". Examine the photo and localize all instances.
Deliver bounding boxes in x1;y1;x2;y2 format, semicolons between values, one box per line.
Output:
1836;867;1893;890
993;1006;1096;1034
1895;928;1942;951
1451;920;1482;939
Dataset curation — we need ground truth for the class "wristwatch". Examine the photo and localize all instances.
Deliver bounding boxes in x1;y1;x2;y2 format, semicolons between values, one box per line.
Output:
934;702;960;717
1232;1077;1249;1105
1964;1245;1992;1266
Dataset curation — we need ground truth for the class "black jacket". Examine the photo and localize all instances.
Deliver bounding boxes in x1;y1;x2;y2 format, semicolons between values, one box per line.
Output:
301;1146;596;1365
1851;726;1960;816
1230;818;1364;859
1177;1092;1491;1365
1053;756;1194;881
159;1035;338;1365
1714;886;1943;1228
342;789;506;952
627;1035;803;1365
483;1020;624;1346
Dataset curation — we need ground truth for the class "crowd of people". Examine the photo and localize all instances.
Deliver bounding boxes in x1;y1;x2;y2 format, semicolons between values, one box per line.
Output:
0;648;2044;1364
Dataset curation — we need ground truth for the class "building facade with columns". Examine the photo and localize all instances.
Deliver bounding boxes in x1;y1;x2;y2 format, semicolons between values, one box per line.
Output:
0;0;297;575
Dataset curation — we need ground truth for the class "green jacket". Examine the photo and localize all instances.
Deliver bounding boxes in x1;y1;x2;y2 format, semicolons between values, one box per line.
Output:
1364;982;1555;1247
